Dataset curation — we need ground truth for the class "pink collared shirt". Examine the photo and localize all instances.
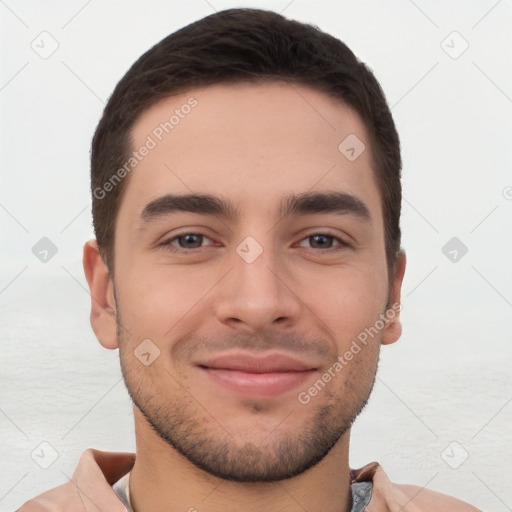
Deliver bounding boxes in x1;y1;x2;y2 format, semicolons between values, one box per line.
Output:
17;448;482;511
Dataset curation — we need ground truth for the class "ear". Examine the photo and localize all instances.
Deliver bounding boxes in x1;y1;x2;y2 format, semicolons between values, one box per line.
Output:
381;249;406;346
83;239;119;349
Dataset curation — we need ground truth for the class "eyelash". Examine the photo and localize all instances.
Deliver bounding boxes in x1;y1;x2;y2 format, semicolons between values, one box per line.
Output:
159;232;349;253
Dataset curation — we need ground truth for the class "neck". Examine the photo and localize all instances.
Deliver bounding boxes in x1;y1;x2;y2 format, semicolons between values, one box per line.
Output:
128;409;353;512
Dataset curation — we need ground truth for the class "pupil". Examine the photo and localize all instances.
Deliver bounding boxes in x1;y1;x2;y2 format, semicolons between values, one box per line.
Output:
311;235;331;248
180;234;202;248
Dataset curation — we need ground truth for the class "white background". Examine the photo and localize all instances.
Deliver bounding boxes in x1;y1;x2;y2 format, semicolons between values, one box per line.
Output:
1;1;511;511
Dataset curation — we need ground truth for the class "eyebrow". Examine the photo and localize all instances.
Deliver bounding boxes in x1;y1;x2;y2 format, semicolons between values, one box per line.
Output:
139;191;371;224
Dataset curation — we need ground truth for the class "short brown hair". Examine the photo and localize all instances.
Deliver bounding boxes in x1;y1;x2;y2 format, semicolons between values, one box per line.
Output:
91;8;402;279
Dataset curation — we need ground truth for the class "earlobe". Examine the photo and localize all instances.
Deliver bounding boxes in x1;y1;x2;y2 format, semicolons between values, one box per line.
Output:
83;239;119;349
381;249;406;346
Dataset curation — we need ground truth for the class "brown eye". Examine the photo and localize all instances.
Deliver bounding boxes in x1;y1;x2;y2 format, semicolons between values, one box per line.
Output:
308;234;334;249
296;233;349;252
177;234;204;248
160;233;216;252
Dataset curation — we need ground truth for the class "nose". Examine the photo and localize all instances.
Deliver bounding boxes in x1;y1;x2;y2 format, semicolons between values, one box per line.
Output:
213;240;302;333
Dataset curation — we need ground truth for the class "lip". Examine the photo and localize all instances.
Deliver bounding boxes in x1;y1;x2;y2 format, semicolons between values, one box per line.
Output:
198;353;316;373
195;352;317;397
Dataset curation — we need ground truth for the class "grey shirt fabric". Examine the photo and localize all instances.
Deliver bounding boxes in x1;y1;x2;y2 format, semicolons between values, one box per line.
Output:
350;481;374;512
112;472;373;511
113;472;132;510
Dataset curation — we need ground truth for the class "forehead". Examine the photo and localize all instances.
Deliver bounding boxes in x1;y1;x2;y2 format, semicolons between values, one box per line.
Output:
121;81;381;221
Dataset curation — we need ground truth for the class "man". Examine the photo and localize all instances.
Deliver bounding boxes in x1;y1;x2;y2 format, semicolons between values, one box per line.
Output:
18;8;480;512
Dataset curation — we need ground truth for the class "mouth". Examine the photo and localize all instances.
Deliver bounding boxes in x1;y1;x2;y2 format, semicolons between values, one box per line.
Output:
195;353;318;397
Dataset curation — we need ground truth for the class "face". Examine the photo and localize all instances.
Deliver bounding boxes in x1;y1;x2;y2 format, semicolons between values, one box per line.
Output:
86;81;405;482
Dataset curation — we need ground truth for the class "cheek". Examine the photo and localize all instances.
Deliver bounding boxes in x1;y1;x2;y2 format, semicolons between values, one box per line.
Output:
115;263;218;340
300;264;388;344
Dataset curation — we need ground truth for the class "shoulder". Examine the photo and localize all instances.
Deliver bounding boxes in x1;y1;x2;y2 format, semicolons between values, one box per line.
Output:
393;483;482;512
352;462;482;512
16;448;135;512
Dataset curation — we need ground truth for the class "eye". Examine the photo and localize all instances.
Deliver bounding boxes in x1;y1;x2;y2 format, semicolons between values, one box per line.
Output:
161;233;215;251
297;233;347;250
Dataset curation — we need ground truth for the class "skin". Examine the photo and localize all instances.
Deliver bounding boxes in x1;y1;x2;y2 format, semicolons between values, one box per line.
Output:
83;81;406;512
